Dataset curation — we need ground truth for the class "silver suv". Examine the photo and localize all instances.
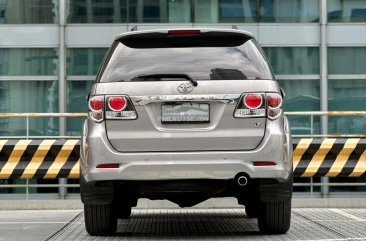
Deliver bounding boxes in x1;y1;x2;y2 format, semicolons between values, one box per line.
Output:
80;28;293;236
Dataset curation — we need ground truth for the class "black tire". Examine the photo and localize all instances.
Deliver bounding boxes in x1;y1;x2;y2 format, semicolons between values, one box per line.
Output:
245;204;259;218
84;204;117;236
258;201;291;234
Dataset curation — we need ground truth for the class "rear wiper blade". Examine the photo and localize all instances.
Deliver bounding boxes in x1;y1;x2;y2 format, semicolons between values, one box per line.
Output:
131;74;198;87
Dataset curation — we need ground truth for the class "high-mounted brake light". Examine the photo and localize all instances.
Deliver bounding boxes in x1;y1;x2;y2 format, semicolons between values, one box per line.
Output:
108;96;127;111
244;94;262;109
168;30;201;36
266;93;282;120
88;96;104;122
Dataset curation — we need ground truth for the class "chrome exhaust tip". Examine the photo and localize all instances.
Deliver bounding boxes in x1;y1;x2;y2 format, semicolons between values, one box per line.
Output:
237;176;248;186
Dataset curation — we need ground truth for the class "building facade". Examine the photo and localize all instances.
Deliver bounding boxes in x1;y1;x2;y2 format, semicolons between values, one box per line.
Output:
0;0;365;198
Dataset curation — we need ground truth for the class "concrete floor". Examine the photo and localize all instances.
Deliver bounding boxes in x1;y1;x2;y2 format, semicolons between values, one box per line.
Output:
0;208;365;241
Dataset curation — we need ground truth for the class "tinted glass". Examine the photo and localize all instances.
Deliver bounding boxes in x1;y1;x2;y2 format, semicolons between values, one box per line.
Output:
129;0;191;23
100;39;273;82
0;49;58;76
67;0;127;23
278;79;320;135
328;0;366;22
328;79;366;134
0;81;58;136
67;48;107;75
328;47;366;75
0;0;58;24
195;0;257;23
259;0;319;23
66;81;92;135
264;47;320;75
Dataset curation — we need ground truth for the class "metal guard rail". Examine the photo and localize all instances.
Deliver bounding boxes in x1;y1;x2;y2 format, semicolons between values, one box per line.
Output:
0;111;365;179
0;138;365;179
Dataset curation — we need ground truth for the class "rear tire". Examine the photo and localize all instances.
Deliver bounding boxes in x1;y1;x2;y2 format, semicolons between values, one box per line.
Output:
258;201;291;234
84;204;117;236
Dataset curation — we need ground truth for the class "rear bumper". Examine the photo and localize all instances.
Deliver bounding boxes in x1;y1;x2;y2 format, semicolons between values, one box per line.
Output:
80;118;292;183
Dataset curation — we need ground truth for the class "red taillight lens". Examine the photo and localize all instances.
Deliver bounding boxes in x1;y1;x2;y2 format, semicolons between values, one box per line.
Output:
267;93;282;109
244;94;263;109
108;96;127;111
105;95;138;120
253;161;277;166
96;164;119;168
88;96;104;122
89;96;103;111
234;93;265;118
168;30;201;36
266;93;282;120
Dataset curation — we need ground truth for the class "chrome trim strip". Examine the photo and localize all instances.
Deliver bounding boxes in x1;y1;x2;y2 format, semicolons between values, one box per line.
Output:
130;94;241;106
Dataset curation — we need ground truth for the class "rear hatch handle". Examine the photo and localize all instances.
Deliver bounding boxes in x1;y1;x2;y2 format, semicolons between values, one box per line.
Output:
131;74;198;87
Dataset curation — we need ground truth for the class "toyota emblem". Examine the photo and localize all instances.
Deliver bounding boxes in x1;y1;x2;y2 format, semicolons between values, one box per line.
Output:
177;82;193;94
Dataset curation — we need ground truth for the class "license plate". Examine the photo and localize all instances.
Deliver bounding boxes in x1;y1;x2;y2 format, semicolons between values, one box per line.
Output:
161;103;210;124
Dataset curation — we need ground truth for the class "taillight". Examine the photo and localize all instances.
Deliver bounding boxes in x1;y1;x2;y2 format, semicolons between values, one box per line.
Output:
105;95;137;120
266;93;282;120
244;94;263;109
108;96;127;111
88;96;104;122
234;93;265;118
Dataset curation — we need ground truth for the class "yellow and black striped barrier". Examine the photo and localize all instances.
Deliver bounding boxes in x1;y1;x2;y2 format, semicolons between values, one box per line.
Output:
293;138;366;178
0;138;366;179
0;139;79;179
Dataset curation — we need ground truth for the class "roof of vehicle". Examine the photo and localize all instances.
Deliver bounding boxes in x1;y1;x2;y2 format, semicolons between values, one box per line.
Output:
114;28;254;41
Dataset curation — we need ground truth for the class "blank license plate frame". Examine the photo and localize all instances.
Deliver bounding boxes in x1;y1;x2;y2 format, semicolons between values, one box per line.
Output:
161;103;210;124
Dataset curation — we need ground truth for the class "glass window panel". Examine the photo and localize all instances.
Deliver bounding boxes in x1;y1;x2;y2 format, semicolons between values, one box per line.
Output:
328;79;366;134
66;48;107;76
259;0;319;23
0;0;58;24
328;47;366;75
129;0;191;23
219;0;257;23
102;40;273;82
195;0;219;23
278;79;320;135
195;0;257;23
67;179;80;194
0;179;59;194
0;180;26;194
66;81;93;135
293;177;321;193
263;47;320;75
328;0;366;22
0;81;58;136
0;49;58;76
329;177;366;192
67;0;127;23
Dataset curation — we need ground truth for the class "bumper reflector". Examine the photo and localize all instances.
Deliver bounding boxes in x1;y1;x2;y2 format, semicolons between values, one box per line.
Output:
253;161;277;166
96;164;119;168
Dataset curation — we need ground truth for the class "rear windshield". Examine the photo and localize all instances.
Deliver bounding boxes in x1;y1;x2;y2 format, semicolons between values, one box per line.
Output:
99;34;273;82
